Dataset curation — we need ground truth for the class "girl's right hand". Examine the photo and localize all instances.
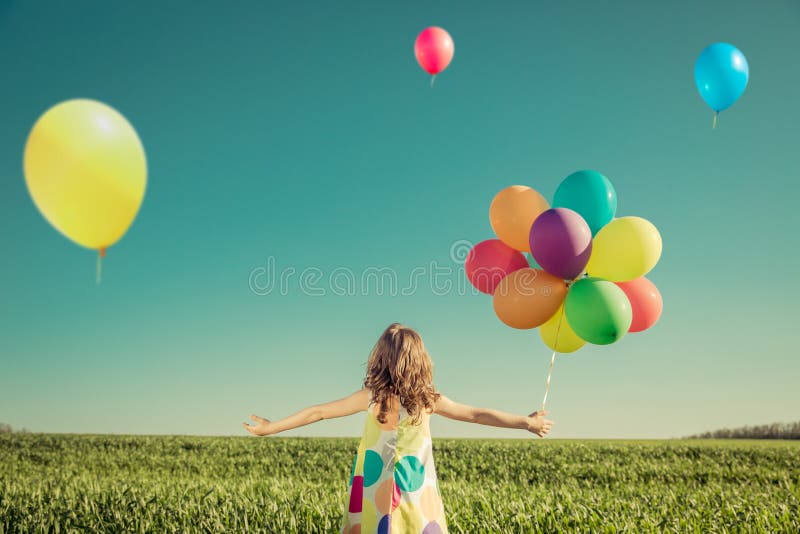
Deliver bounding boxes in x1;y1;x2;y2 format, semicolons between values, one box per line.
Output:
527;410;553;437
242;414;273;436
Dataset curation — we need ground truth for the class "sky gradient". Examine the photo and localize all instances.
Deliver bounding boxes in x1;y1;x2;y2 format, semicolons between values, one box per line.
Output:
1;1;799;438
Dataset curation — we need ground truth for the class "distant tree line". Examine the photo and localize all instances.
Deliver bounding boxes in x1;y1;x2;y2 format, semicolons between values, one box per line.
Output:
689;421;800;440
0;423;30;434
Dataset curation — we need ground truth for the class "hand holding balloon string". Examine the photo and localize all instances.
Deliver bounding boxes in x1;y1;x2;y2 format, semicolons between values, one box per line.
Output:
526;410;553;438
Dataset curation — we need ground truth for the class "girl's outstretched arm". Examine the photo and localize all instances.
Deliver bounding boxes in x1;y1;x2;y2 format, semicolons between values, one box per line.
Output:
434;395;553;437
243;388;370;436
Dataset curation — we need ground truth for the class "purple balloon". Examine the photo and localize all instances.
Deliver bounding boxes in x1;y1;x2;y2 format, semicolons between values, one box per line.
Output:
529;208;592;280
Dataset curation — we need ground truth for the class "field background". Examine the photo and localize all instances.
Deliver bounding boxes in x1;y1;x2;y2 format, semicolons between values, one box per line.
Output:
1;434;798;533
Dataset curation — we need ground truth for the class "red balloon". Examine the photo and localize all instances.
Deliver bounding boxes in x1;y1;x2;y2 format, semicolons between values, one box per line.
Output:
615;277;663;333
414;27;454;75
465;239;529;294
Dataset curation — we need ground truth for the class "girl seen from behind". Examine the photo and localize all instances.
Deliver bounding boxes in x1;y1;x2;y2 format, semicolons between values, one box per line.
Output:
243;323;553;533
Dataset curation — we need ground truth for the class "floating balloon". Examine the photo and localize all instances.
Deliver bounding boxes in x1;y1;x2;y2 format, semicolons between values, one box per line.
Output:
695;42;749;126
490;185;549;252
493;268;566;329
539;304;585;353
529;207;592;280
464;239;529;294
586;216;662;282
616;277;663;333
553;170;617;236
565;278;632;345
24;99;147;252
414;27;454;82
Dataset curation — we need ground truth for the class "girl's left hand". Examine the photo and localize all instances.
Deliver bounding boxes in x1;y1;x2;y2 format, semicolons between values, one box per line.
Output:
526;410;553;437
243;414;272;436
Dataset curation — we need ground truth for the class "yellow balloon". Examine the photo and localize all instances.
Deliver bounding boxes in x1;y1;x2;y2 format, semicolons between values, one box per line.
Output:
539;305;585;353
586;216;662;281
24;99;147;251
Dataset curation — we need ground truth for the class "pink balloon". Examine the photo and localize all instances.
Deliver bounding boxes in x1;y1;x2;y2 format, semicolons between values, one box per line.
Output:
615;277;663;333
465;239;529;294
414;27;454;75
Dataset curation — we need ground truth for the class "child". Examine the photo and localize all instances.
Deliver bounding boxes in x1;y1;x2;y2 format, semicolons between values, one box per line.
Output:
243;323;553;533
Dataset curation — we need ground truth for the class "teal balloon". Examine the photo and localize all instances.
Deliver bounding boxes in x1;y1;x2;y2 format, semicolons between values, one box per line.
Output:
565;278;632;345
694;43;748;113
553;170;617;236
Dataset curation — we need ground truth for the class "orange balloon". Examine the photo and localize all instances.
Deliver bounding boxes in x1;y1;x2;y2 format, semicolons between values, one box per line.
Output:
490;186;550;252
492;268;567;329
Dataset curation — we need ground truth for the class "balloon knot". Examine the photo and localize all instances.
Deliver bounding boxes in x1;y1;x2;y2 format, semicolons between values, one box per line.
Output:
99;247;107;258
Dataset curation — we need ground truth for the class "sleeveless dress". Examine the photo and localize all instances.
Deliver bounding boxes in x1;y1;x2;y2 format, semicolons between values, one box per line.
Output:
341;394;447;534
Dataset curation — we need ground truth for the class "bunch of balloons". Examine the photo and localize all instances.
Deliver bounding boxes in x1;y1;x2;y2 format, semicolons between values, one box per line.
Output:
465;170;663;355
414;27;454;86
24;99;147;281
695;42;749;129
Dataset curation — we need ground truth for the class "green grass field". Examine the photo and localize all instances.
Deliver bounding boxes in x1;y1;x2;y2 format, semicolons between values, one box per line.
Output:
1;434;798;533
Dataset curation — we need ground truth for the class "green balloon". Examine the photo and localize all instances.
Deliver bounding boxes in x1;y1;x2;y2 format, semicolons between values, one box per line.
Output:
565;278;632;345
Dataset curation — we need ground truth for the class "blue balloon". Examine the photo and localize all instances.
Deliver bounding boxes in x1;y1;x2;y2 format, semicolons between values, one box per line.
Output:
694;43;749;113
553;170;617;236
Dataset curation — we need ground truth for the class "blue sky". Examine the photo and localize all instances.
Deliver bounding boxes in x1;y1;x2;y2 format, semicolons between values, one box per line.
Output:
1;1;798;438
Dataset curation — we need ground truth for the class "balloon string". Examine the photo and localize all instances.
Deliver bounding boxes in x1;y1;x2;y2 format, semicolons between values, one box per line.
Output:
541;307;565;411
541;350;557;412
96;247;106;285
430;75;436;88
712;111;718;130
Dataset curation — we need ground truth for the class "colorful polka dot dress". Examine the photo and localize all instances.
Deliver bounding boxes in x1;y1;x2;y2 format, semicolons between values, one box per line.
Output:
341;393;447;534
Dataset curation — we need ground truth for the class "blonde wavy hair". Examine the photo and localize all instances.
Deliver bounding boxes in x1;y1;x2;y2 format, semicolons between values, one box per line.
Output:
364;323;440;425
